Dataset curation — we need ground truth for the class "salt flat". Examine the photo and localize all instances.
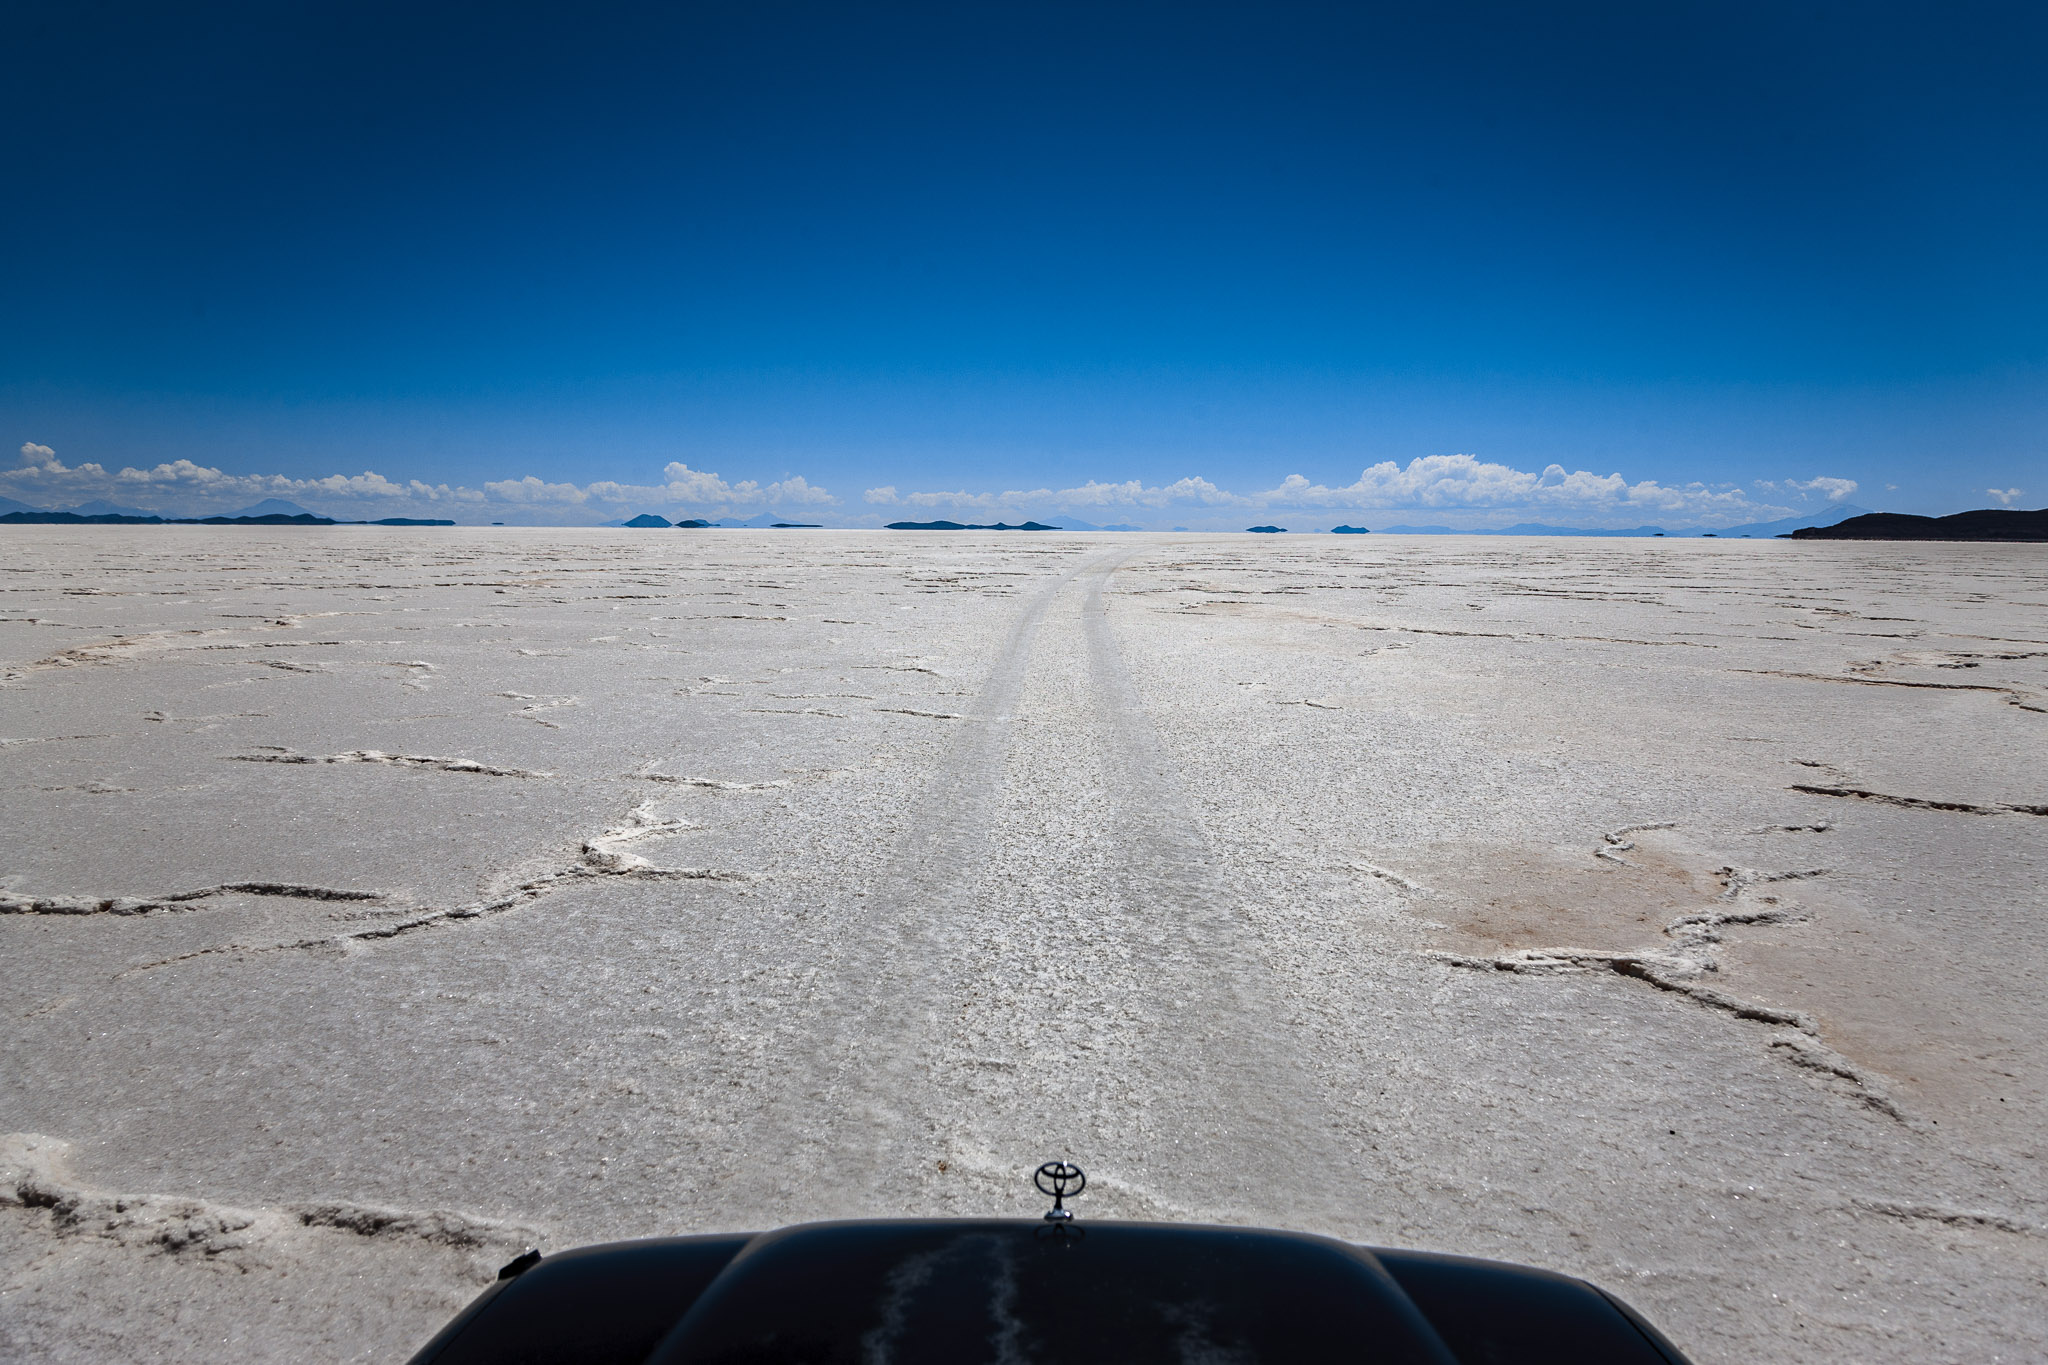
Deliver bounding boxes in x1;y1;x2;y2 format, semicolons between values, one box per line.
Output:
2;527;2044;1363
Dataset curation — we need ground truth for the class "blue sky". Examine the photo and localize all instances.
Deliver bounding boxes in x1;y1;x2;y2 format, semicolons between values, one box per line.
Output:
4;1;2043;526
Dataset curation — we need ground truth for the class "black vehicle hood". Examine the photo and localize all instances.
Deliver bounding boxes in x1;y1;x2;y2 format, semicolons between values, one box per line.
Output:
411;1218;1691;1365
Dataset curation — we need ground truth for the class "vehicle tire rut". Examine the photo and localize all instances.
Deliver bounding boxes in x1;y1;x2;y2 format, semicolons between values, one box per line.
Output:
775;551;1346;1223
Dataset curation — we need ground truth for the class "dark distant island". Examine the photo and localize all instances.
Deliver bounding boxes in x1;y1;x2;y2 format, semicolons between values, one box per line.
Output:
886;520;1058;531
1788;508;2047;542
1330;525;1370;534
626;514;738;528
1246;525;1286;533
771;522;822;528
0;511;454;527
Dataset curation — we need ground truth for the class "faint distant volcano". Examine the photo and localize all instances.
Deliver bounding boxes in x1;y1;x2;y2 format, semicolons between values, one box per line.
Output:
63;498;164;518
228;498;320;519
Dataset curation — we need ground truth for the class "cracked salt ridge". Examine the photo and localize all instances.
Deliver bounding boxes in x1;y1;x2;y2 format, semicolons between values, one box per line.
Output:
1434;831;1902;1119
1;1133;540;1268
228;749;549;778
386;660;436;691
4;614;366;679
1351;862;1427;893
630;773;785;790
1;884;383;917
1851;1198;2038;1238
1790;783;2048;818
119;804;760;972
495;692;581;727
1593;821;1678;865
1730;668;2048;712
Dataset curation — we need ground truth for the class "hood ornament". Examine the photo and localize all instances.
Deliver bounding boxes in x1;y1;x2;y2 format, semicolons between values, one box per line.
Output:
1034;1161;1086;1222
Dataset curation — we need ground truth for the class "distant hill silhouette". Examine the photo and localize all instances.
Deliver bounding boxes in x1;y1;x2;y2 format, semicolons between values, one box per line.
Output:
1246;525;1285;533
1790;508;2047;541
0;511;174;524
624;513;672;527
228;498;320;518
0;510;451;527
886;520;1057;531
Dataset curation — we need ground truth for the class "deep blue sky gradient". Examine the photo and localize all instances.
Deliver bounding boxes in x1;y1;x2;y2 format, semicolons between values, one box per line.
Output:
4;1;2044;518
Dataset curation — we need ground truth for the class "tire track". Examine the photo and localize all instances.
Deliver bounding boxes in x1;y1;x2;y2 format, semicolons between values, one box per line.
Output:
770;549;1122;1196
1070;557;1354;1216
777;548;1349;1224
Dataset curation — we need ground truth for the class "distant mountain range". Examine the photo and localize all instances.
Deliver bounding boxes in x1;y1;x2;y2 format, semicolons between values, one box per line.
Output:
66;498;165;518
713;511;819;528
23;497;2036;539
1376;505;1871;537
0;493;454;527
0;495;168;517
1033;515;1144;532
0;509;452;527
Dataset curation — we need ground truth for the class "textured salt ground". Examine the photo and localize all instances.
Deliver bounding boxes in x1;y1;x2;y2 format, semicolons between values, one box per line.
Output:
2;528;2045;1363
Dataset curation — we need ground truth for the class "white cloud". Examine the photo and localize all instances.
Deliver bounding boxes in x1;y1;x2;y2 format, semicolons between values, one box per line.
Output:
905;488;1014;510
1245;456;1772;517
1788;476;1858;502
1054;476;1245;508
1;446;835;522
580;464;840;511
0;442;1874;529
1987;487;2024;505
864;475;1247;515
765;474;834;506
877;455;1807;526
483;475;588;505
659;461;744;504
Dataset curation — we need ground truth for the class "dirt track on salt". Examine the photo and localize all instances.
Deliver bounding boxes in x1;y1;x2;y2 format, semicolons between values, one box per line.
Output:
2;528;2044;1362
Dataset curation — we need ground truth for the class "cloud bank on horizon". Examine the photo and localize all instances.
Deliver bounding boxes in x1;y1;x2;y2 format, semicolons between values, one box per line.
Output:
7;442;1866;530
